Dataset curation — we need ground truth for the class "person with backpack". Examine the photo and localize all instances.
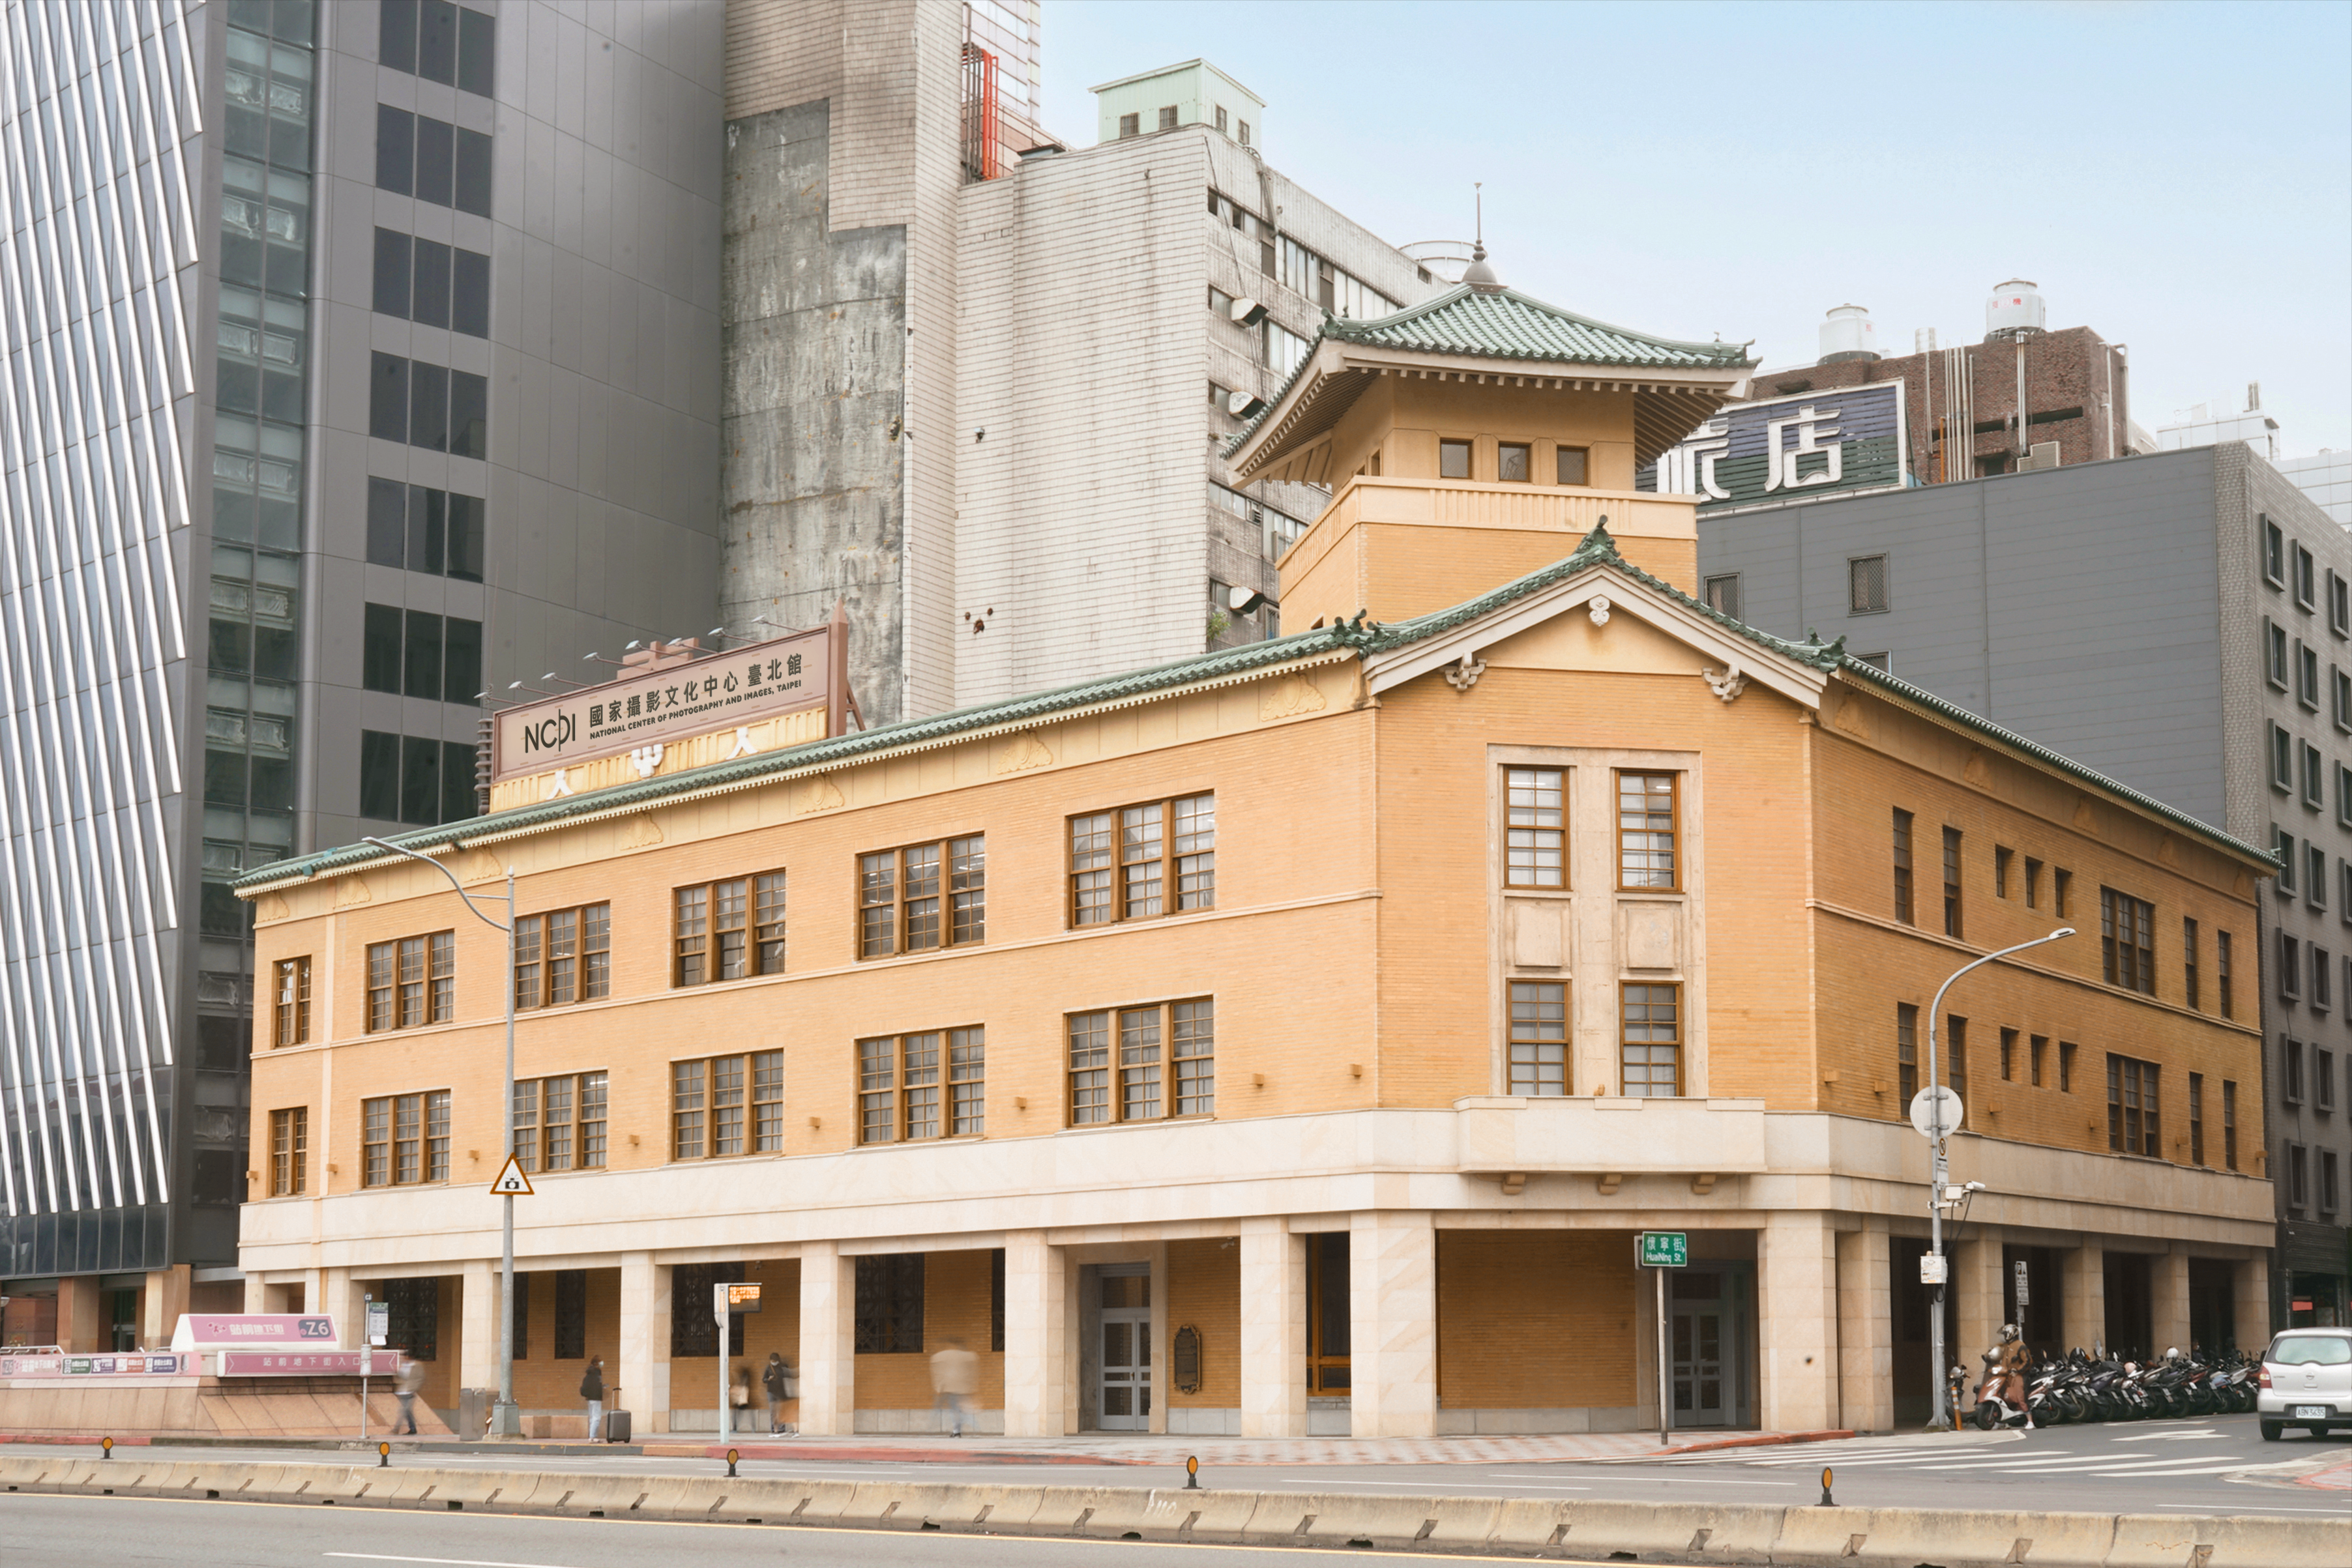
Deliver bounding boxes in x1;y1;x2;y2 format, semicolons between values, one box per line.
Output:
580;1356;606;1442
762;1351;795;1434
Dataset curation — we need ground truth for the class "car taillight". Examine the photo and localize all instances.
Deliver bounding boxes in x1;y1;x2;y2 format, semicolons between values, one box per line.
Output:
2258;1365;2272;1388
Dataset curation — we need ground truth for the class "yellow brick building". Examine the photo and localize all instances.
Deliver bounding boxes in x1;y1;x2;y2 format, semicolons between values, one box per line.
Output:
236;281;2274;1438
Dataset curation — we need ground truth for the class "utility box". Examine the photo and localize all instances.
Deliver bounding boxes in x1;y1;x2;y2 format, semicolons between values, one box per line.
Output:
457;1386;492;1439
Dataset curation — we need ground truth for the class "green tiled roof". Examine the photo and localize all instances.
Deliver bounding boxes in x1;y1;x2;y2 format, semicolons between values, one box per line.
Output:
1321;284;1756;370
239;525;2272;893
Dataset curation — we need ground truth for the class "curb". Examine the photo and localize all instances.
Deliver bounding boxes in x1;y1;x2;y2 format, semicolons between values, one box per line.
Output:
1653;1427;1854;1456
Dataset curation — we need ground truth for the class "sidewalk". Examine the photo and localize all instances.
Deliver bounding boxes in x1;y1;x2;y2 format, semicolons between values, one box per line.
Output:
635;1429;1728;1465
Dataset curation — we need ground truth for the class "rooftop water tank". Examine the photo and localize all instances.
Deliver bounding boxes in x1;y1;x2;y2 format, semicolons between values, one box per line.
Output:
1817;304;1879;365
1984;279;2047;342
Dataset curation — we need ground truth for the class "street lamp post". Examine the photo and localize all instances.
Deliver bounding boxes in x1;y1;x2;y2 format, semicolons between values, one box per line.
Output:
364;836;521;1440
1923;925;2074;1430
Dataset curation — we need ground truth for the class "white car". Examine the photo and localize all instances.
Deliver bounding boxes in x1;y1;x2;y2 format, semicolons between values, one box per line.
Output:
2258;1326;2352;1440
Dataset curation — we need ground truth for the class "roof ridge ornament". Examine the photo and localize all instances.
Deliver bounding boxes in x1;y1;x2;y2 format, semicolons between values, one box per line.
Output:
1462;181;1503;293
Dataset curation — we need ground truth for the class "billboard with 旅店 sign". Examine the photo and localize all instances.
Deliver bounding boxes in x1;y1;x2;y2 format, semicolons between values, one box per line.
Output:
1639;381;1907;514
492;622;834;785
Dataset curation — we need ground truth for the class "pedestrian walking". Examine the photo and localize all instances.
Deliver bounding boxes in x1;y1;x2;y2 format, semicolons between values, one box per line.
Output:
762;1351;795;1434
733;1362;754;1427
394;1358;426;1435
580;1356;606;1442
930;1337;977;1438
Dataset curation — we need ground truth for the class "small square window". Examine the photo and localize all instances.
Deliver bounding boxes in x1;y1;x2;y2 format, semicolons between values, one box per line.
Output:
1118;112;1138;138
1214;105;1228;134
1496;442;1530;483
1703;574;1741;621
1158;105;1179;131
1439;439;1472;480
1555;446;1589;486
1237;119;1250;146
1848;554;1889;614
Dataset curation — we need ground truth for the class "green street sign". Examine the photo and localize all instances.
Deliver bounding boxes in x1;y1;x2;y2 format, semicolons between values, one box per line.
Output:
1639;1231;1688;1268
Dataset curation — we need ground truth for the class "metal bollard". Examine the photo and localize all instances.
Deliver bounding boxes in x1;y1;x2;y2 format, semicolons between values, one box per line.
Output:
1184;1454;1201;1491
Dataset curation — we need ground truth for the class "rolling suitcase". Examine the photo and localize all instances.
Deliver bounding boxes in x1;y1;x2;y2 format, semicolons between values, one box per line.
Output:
603;1408;631;1443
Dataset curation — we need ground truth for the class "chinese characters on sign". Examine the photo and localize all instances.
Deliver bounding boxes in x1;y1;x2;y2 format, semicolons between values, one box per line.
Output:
1639;381;1907;514
492;621;836;785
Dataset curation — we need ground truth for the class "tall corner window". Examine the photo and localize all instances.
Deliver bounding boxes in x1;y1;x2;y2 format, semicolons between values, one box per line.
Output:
1896;1002;1919;1105
1504;766;1565;888
1621;983;1681;1097
1941;826;1963;938
272;955;312;1046
1508;980;1568;1096
1616;771;1679;890
1892;808;1915;923
269;1105;308;1196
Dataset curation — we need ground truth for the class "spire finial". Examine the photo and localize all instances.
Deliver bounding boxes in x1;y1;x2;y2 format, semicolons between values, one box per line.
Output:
1462;182;1501;291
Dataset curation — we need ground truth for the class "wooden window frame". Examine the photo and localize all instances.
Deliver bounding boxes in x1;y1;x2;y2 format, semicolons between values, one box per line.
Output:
2218;929;2234;1017
1994;846;2012;899
1620;982;1681;1097
2029;1033;2047;1088
2223;1079;2237;1169
1068;795;1215;927
1615;770;1679;892
512;1071;610;1174
366;931;455;1032
671;1051;784;1159
1897;1003;1918;1105
360;1089;451;1187
860;837;986;959
856;1029;984;1144
2059;1039;2078;1093
673;875;776;986
514;902;611;1009
1892;808;1915;923
1999;1026;2018;1082
269;1105;307;1196
1504;766;1566;889
2100;887;2156;995
2188;1071;2205;1165
1941;826;1963;939
2184;917;2201;1009
2023;856;2042;909
273;955;312;1046
1066;1000;1214;1125
2106;1053;2160;1157
1508;980;1568;1096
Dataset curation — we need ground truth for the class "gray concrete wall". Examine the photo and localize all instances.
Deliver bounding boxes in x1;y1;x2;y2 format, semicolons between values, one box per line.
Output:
1699;448;2233;828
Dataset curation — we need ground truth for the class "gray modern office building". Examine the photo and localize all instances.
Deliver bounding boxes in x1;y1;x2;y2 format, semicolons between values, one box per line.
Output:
1698;442;2351;1334
0;0;721;1343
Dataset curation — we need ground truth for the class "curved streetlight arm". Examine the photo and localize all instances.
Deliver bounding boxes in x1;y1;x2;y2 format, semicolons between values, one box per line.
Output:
1924;924;2074;1430
360;837;511;931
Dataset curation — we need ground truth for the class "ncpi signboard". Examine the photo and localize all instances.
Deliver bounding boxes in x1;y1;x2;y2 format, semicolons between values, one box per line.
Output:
1640;380;1907;514
493;622;836;785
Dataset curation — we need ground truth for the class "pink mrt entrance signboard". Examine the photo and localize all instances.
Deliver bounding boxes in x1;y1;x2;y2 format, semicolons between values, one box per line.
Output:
170;1313;336;1350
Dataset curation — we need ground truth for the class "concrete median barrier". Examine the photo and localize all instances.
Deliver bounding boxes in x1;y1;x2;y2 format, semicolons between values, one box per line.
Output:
4;1451;2349;1567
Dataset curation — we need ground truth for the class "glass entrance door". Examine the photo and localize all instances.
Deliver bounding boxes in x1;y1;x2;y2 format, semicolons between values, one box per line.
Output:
1098;1270;1151;1430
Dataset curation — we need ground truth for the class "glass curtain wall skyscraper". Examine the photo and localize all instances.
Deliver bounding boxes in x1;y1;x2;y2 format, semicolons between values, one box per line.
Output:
1;0;722;1341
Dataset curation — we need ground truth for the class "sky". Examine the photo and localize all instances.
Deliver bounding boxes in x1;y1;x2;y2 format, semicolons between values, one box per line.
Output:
1038;0;2352;457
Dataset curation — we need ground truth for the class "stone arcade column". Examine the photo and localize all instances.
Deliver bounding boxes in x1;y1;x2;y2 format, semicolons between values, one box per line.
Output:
1835;1225;1892;1434
2152;1247;2192;1356
1349;1210;1438;1439
2062;1242;2105;1354
617;1251;661;1434
2231;1252;2271;1352
1953;1228;2005;1368
459;1260;496;1398
1240;1220;1307;1438
1001;1230;1068;1438
797;1241;856;1436
1757;1213;1841;1434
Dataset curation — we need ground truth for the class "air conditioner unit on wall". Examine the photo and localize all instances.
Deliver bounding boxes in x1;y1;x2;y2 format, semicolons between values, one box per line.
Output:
2018;441;2061;472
